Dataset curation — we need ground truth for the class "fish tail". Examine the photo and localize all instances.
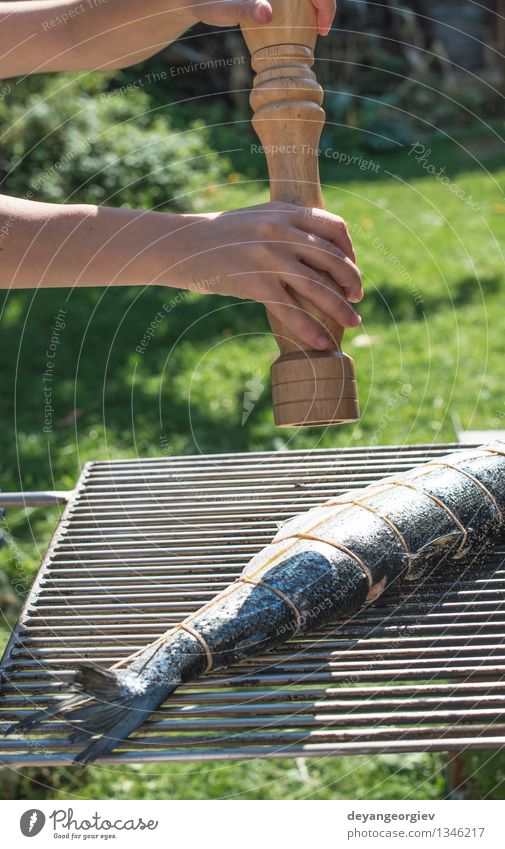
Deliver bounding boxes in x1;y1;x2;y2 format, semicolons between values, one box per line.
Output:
7;664;178;765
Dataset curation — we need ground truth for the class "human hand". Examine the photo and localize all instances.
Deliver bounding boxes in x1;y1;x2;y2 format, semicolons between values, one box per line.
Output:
183;1;337;36
174;201;362;351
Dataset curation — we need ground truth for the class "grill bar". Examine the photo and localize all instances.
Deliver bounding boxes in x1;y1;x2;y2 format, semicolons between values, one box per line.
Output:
1;442;505;766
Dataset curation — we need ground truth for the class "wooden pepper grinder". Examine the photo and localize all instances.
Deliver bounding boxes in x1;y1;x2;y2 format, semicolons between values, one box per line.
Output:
241;0;360;427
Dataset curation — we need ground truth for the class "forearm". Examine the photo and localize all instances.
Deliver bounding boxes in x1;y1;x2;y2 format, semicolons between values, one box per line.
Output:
0;194;363;350
0;194;195;289
0;0;195;78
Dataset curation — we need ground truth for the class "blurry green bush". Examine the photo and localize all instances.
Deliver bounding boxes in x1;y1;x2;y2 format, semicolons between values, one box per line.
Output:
0;73;230;211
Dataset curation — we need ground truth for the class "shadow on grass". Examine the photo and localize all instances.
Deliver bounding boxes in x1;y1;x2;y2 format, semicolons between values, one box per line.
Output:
0;285;272;489
361;273;503;323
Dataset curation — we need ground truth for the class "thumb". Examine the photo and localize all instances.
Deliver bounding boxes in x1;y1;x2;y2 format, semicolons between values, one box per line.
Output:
195;1;273;27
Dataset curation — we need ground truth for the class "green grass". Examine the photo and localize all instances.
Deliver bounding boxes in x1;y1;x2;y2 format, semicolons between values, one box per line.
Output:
1;131;505;800
13;753;447;801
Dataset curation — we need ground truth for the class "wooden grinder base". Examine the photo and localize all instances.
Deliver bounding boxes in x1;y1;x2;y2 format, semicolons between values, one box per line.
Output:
242;0;360;428
271;351;358;427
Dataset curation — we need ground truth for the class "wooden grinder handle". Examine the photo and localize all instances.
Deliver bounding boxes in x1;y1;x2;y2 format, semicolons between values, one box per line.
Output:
241;0;359;427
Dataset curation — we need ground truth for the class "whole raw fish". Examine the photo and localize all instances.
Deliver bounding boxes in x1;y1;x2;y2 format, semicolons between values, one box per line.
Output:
9;442;505;763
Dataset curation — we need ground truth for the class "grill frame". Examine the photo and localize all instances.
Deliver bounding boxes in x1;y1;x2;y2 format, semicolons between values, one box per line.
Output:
1;442;505;766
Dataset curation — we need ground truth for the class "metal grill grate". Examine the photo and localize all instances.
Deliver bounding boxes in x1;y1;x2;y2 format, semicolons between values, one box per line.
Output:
1;443;505;765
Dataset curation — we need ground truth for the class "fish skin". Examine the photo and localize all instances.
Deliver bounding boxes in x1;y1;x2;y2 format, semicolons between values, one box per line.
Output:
8;442;505;763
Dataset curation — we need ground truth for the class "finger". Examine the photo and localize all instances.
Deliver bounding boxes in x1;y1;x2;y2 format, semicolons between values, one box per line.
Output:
196;0;273;26
296;208;356;263
311;0;337;35
282;263;361;328
297;236;364;303
264;287;333;351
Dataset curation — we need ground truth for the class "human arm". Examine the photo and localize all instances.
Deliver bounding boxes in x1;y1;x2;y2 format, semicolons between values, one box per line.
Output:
0;194;361;350
0;0;336;78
